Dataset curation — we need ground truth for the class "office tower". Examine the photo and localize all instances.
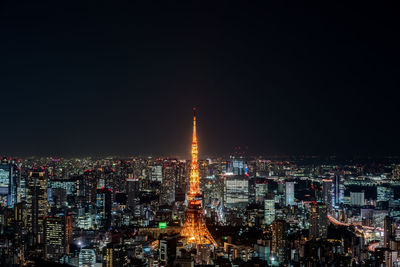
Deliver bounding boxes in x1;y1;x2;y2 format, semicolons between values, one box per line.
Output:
65;212;73;248
264;195;275;225
160;165;175;205
104;243;128;267
309;202;328;239
384;216;393;248
350;191;365;206
229;156;245;175
44;216;65;259
181;110;216;246
255;181;268;204
285;181;295;206
79;248;96;267
377;186;394;202
0;160;18;207
332;174;344;207
126;177;139;209
26;169;49;243
271;220;288;263
96;188;112;229
224;175;249;209
151;165;162;182
322;179;332;210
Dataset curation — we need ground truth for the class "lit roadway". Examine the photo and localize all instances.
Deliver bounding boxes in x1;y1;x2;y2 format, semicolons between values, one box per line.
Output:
327;214;382;252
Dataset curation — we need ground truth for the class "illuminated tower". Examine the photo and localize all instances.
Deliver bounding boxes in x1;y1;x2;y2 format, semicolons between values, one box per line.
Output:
180;109;217;246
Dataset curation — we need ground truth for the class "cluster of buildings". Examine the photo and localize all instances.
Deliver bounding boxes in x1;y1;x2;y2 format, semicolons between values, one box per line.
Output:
0;154;399;266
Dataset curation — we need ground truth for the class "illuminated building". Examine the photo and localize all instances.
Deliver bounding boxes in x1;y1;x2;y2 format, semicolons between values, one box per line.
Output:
264;195;275;225
322;179;332;211
44;216;65;259
79;248;96;267
254;181;268;204
384;216;393;248
229;156;245;175
271;220;288;263
285;181;294;206
65;213;73;251
96;188;112;229
350;191;365;206
332;174;344;207
104;243;128;267
160;165;175;205
126;176;139;209
377;186;394;202
151;165;162;182
224;175;249;209
0;160;18;207
180;110;217;246
26;169;49;243
309;202;328;239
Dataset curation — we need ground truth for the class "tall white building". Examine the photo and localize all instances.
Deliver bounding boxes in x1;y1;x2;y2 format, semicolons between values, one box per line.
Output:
224;175;248;209
285;182;295;206
264;197;275;225
79;248;96;267
151;165;162;182
350;192;365;206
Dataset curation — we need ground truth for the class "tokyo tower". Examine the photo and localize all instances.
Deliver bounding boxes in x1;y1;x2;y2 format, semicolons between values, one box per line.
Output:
180;109;217;246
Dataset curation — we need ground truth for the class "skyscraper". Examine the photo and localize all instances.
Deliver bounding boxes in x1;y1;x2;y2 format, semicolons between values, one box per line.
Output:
332;174;343;207
26;169;49;243
44;216;65;259
224;175;249;209
285;181;295;206
322;179;332;211
384;216;393;248
0;159;18;207
309;202;328;239
180;109;216;246
96;188;112;230
271;220;288;263
79;248;96;267
264;195;275;225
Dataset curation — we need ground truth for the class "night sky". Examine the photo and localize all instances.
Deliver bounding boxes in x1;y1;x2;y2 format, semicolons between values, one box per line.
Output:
0;2;399;158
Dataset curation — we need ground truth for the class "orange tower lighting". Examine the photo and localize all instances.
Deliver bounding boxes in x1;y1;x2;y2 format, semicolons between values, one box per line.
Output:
180;109;217;246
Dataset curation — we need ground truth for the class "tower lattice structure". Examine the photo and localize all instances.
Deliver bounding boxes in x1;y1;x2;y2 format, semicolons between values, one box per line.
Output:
180;110;217;246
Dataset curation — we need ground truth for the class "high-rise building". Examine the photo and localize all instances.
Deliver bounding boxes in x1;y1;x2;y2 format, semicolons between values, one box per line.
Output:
26;169;49;243
126;177;139;209
160;165;175;205
0;160;18;207
309;202;328;239
332;174;344;207
384;216;393;248
104;243;128;267
264;195;275;225
151;165;162;182
285;181;295;206
65;212;73;249
96;188;112;229
229;156;245;175
350;191;365;206
224;175;249;209
322;179;332;210
377;186;394;202
44;216;65;259
255;182;268;204
271;220;288;263
79;248;96;267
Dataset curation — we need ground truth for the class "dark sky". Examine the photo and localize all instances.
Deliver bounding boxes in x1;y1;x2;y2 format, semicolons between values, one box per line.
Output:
0;1;399;158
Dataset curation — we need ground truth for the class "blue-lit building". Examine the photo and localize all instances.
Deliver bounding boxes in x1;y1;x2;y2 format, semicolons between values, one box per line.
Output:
0;160;18;207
